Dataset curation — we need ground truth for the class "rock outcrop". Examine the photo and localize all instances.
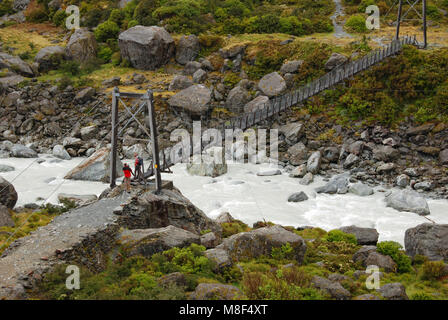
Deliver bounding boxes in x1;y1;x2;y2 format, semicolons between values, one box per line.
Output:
0;177;18;209
405;223;448;262
118;26;175;70
65;28;98;63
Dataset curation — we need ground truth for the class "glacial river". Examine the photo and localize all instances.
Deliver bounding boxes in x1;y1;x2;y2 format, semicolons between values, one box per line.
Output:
1;156;448;245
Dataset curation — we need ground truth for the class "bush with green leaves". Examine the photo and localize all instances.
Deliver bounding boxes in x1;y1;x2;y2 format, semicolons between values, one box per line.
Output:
323;230;357;245
97;45;114;63
94;21;120;43
345;14;368;33
376;241;412;273
52;9;67;28
421;261;448;280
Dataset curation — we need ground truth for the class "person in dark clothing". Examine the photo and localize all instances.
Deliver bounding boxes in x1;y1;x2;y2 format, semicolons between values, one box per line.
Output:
122;163;133;192
134;152;145;184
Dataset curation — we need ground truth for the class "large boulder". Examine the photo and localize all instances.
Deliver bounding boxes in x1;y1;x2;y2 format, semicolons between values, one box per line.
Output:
64;147;123;182
204;248;232;270
405;223;448;262
257;72;286;97
119;188;222;236
348;182;374;196
352;245;377;264
176;34;200;65
278;122;304;145
0;177;18;209
186;147;227;178
280;60;303;74
385;190;430;216
52;145;71;160
311;276;351;300
0;53;34;77
34;46;66;72
118;26;175;70
339;226;379;245
168;84;212;117
378;283;408;300
169;75;193;91
364;252;397;272
0;205;14;227
119;225;200;257
225;86;251;113
11;144;37;158
306;151;321;174
189;283;242;300
315;173;350;194
65;28;98;63
287;142;308;166
325;53;348;71
216;225;306;263
244;95;269;113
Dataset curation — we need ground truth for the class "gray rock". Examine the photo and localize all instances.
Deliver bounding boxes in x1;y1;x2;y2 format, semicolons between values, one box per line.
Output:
288;142;308;166
325;53;348;71
122;144;151;160
280;60;303;74
244;95;269;113
187;147;227;178
11;144;37;158
0;177;18;209
323;147;339;163
119;225;200;257
257;72;286;97
190;283;242;300
200;232;220;248
204;248;232;270
340;226;379;245
57;193;98;206
414;181;434;191
315;173;350;194
176;35;199;65
0;165;15;173
377;162;396;173
311;276;351;300
75;87;95;104
343;154;359;169
225;86;251;113
353;245;377;264
192;69;207;83
279;122;304;144
168;84;212;116
405;223;448;262
102;77;121;87
364;252;397;272
440;149;448;165
34;46;66;72
0;205;14;227
183;61;202;75
300;173;314;186
385;190;430;216
169;75;193;91
216;225;306;263
354;294;381;300
395;174;410;188
65;28;98;63
219;45;246;59
64;147;123;182
306;151;321;174
158;272;187;288
0;53;34;77
288;191;309;203
378;283;408;300
257;169;281;176
80;125;98;140
289;164;307;178
118;26;175;70
214;212;234;224
349;182;374;196
373;145;399;162
52;145;71;160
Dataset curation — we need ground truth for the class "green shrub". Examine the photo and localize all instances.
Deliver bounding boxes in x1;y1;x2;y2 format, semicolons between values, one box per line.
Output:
0;0;14;16
421;261;448;280
376;241;412;273
271;243;295;260
111;52;122;66
221;220;250;238
223;72;241;87
97;45;114;63
345;14;368;33
324;230;357;245
94;21;120;43
60;60;80;76
410;292;434;300
52;9;67;27
127;19;139;29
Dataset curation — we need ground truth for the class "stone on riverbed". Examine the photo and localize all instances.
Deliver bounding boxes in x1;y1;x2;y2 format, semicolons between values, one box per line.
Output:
64;147;123;182
0;164;15;172
57;193;98;207
385;190;430;216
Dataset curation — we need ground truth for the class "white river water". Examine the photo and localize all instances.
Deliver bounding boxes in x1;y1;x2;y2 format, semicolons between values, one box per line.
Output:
1;156;447;245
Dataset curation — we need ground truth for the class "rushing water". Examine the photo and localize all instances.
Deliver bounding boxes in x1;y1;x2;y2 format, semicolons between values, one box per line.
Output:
1;156;448;245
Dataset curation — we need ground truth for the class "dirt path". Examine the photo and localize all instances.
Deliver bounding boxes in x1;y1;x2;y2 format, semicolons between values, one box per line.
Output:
0;193;129;299
331;0;352;38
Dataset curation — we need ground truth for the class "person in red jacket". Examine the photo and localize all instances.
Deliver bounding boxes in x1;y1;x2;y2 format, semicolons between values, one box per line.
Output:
122;163;133;192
